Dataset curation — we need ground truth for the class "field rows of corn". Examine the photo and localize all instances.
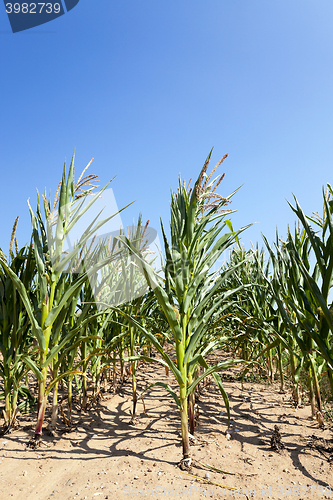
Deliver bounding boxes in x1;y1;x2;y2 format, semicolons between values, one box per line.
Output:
0;151;332;467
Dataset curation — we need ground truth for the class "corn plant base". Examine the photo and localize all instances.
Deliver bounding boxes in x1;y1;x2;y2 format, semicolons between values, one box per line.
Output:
0;422;20;437
27;435;43;449
178;457;192;470
1;409;21;436
46;422;57;437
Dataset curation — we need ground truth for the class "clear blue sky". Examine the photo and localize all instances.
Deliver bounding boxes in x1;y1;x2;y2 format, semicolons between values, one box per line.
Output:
1;0;333;257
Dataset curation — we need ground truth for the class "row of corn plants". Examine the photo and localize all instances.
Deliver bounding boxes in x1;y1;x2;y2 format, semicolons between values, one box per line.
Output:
0;154;139;441
221;186;333;423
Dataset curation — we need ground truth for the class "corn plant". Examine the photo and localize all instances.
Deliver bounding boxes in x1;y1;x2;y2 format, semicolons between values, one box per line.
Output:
115;152;251;465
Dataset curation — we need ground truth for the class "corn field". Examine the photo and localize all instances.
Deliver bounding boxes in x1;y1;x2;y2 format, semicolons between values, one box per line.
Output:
1;151;333;468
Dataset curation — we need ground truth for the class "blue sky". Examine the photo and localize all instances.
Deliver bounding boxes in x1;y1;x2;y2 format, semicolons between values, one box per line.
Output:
1;0;333;257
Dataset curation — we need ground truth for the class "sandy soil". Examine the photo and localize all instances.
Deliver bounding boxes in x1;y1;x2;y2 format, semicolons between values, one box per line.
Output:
0;362;332;500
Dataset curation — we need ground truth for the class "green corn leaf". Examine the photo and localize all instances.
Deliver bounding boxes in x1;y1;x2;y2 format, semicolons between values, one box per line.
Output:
0;257;45;350
186;359;248;396
24;356;44;381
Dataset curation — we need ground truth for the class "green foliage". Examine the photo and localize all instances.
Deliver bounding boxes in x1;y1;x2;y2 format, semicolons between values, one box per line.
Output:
2;147;333;453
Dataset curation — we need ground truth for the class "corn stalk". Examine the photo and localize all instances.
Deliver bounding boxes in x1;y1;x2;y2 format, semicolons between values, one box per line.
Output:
115;151;251;465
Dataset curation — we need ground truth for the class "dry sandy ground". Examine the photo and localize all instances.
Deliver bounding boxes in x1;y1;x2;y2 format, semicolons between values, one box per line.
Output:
0;363;332;500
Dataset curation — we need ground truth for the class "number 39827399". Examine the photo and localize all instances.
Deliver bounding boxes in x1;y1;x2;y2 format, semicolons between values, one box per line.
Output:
5;3;61;14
